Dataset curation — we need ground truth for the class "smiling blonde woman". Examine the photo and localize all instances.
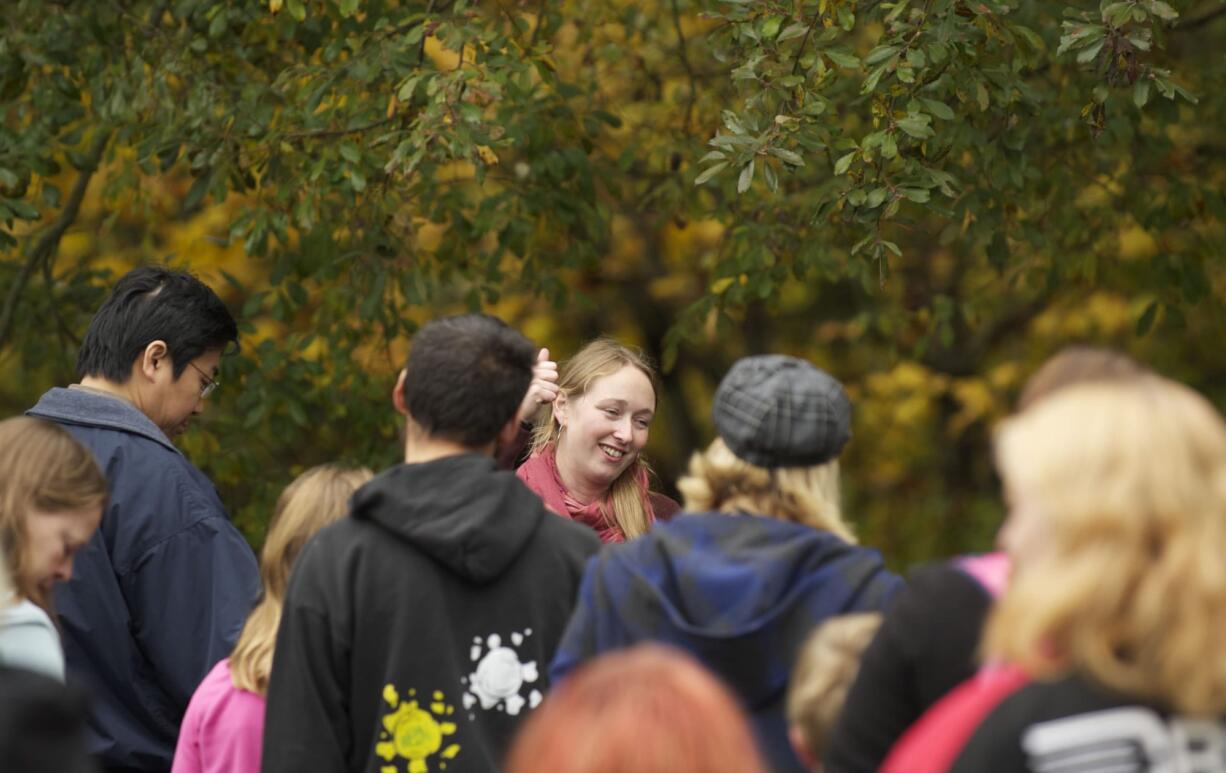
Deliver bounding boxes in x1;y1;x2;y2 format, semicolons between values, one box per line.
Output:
517;339;679;542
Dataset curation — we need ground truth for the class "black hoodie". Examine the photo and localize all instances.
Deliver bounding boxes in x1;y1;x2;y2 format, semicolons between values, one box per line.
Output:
262;453;601;773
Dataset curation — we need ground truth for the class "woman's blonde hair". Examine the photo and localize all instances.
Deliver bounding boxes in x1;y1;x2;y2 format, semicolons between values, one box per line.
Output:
678;438;856;543
530;339;659;540
229;463;373;695
985;376;1226;713
0;417;107;611
787;613;883;761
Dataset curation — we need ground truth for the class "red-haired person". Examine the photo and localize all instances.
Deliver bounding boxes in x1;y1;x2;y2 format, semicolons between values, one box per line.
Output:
507;644;766;773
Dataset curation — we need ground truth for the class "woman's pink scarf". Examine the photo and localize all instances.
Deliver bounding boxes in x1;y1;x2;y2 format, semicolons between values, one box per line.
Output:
516;447;655;543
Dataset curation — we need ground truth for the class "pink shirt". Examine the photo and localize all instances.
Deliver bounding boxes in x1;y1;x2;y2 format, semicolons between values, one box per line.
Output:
172;658;266;773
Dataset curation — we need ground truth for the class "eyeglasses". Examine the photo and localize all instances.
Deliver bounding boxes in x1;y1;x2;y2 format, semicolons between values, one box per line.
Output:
188;362;219;399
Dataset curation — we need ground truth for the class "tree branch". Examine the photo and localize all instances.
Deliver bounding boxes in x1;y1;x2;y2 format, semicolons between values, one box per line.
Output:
0;130;111;351
1174;3;1226;30
669;0;698;135
284;116;398;140
529;0;548;46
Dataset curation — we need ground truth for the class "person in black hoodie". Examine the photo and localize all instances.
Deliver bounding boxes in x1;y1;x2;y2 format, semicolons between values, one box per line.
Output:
261;314;602;773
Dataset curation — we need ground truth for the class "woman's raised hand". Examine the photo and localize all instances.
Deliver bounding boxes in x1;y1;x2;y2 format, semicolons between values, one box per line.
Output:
517;348;560;425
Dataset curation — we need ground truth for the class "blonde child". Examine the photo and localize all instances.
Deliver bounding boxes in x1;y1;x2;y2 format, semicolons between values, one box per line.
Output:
787;614;883;770
171;464;373;773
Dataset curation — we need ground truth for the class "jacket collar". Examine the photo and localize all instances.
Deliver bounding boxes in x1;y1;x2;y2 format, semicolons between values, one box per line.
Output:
27;386;182;456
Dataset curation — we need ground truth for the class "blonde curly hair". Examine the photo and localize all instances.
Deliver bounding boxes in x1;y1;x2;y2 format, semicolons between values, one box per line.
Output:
677;438;855;543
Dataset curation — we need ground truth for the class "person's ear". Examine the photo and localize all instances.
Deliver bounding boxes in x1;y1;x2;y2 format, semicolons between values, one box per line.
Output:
553;391;569;430
496;416;521;454
392;370;409;416
138;341;170;383
788;725;816;771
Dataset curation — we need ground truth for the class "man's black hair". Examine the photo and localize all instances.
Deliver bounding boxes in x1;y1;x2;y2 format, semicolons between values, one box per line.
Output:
402;314;535;447
75;266;240;382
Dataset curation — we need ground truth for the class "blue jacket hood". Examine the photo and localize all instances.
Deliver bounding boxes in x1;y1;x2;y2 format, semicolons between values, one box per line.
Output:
548;512;902;773
557;512;901;706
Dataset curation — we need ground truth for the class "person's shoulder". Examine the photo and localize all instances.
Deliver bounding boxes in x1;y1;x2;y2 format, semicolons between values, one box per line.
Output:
291;516;366;560
884;667;1031;773
1;599;54;629
649;491;682;521
532;508;602;553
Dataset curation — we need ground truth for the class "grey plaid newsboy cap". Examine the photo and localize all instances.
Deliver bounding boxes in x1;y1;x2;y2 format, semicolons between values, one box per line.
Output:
712;354;852;469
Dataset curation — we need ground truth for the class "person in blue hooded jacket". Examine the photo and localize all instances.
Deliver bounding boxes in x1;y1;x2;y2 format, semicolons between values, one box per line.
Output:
549;354;903;773
27;266;260;773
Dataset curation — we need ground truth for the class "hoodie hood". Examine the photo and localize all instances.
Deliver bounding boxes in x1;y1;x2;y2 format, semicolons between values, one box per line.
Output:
350;453;547;583
573;512;900;706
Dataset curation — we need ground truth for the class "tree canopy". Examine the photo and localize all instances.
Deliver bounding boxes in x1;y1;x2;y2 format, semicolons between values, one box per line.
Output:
3;0;1224;564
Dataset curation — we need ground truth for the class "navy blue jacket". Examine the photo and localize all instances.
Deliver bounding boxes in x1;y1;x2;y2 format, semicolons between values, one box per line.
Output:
28;387;260;773
550;512;903;773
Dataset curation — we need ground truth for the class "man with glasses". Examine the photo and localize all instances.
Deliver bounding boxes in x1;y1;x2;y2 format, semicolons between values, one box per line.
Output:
28;265;259;773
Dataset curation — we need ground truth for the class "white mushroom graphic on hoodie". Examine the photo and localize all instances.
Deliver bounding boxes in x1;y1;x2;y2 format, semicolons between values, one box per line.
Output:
461;630;542;717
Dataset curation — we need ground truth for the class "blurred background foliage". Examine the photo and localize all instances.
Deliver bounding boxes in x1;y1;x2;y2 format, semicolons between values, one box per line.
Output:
2;0;1223;568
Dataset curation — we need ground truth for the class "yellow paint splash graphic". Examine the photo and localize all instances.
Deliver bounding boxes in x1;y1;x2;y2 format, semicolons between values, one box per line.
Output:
375;685;461;772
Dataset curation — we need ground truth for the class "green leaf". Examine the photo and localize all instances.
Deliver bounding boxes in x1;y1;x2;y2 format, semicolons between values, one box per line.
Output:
882;132;898;159
825;50;860;68
397;75;422;102
850;233;874;255
1148;0;1177;20
920;98;955;120
737;160;755;193
761;16;783;39
208;11;228;39
1012;24;1046;53
834;152;856;176
1103;2;1134;28
865;45;899;66
6;199;38;219
976;82;990;111
896;115;933;139
339;143;361;163
694;162;728;186
1076;39;1106;63
699;150;727;163
1133;79;1150;108
722;110;747;135
339;0;360;16
286;0;306;22
184;172;212;211
768;147;805;166
987;232;1009;270
1136;300;1160;336
777;23;809;43
763;162;779;192
866;187;888;208
863;63;889;94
